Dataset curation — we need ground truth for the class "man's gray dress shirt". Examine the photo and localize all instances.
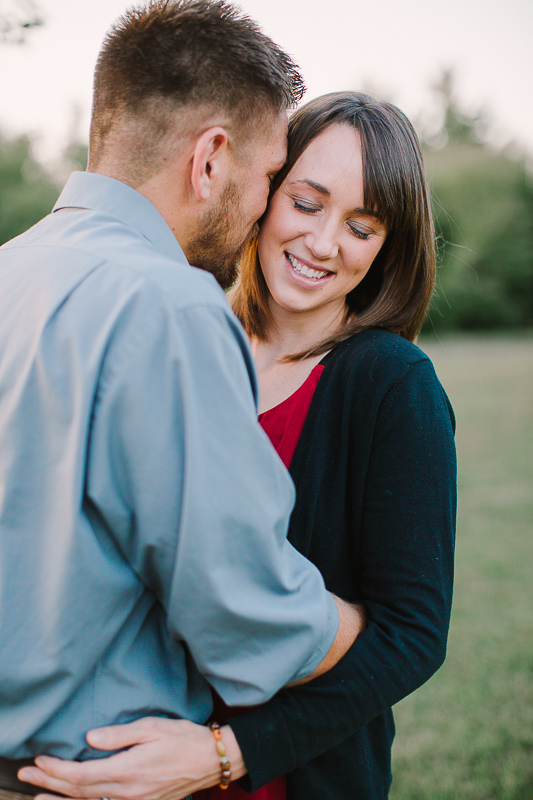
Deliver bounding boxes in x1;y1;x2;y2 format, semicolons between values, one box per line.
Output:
0;172;337;760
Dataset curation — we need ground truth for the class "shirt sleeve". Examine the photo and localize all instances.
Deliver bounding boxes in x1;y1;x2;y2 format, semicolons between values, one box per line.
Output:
85;285;338;705
229;357;457;789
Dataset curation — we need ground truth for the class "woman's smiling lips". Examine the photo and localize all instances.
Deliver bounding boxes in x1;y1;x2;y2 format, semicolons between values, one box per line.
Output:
285;252;333;286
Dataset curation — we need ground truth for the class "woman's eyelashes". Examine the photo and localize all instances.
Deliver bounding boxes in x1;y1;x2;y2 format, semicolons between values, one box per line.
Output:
291;196;374;241
348;224;372;240
293;198;320;214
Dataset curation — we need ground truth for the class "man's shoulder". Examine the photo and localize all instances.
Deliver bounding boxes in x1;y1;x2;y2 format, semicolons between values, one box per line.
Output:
2;205;230;316
102;230;229;316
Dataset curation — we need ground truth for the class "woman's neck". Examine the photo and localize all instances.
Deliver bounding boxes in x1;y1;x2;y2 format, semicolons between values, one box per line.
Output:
260;301;346;364
251;336;325;414
251;303;343;413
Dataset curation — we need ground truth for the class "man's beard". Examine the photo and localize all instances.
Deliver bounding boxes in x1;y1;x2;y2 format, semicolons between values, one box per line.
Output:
187;180;249;291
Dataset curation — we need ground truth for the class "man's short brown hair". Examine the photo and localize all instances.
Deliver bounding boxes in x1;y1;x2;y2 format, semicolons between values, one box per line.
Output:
90;0;304;177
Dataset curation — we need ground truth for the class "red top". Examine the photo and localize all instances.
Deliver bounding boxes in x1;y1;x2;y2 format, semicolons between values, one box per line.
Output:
258;365;325;469
193;365;324;800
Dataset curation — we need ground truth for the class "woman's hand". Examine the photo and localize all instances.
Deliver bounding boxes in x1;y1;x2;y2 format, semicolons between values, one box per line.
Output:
18;717;246;800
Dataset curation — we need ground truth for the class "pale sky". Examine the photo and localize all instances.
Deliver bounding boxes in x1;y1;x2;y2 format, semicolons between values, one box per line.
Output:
0;0;531;163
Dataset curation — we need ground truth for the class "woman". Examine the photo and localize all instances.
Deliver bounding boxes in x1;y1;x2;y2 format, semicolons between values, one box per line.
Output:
22;92;456;800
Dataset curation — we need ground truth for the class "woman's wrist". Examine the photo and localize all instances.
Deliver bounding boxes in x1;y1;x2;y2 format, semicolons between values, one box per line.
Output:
198;722;247;791
220;725;247;782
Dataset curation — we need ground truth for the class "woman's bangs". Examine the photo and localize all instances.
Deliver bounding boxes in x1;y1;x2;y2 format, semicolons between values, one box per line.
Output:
361;153;399;233
357;119;402;232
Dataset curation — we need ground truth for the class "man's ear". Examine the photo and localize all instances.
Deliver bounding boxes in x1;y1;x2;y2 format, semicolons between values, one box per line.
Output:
191;127;230;201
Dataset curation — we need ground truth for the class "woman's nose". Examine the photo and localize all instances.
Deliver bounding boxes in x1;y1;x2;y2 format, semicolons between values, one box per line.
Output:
305;219;339;260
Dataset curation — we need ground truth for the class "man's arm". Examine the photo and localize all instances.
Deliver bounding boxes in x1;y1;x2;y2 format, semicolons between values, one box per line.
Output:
85;292;341;702
289;597;367;684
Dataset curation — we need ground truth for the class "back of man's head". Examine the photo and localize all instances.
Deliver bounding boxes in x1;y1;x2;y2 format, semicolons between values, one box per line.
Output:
89;0;304;184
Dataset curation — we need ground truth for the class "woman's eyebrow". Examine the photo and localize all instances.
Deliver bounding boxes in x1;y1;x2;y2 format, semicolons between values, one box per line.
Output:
290;178;330;196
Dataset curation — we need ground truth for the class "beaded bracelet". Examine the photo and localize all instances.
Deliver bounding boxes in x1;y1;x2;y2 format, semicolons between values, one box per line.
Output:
209;721;232;790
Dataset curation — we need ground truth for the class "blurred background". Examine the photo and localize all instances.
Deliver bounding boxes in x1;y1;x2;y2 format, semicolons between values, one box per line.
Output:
1;0;532;796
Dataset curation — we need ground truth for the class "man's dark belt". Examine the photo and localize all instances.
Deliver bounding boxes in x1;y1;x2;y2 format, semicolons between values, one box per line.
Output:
0;757;46;798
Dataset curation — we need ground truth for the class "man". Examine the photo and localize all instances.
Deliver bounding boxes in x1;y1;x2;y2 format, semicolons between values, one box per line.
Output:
0;1;362;797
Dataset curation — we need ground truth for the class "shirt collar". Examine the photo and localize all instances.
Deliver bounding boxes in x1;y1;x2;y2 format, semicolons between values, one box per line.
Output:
53;171;187;264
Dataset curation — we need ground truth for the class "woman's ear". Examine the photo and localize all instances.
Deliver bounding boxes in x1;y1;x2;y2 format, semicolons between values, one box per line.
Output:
190;127;230;201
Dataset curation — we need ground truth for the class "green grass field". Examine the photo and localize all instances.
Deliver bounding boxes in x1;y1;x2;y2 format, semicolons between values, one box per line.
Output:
390;335;533;800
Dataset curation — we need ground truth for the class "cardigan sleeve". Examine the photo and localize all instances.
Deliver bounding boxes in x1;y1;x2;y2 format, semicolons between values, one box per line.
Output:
229;357;457;791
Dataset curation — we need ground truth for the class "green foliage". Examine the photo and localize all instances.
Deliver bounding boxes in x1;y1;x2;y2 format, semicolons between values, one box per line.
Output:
424;144;533;332
62;139;89;175
391;335;533;799
421;73;533;333
0;131;59;245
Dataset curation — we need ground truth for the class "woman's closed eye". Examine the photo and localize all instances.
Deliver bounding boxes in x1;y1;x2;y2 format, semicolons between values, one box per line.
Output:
291;190;383;242
293;197;321;214
347;223;372;240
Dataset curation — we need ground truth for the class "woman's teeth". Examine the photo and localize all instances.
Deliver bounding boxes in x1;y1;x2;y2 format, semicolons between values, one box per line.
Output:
287;253;329;280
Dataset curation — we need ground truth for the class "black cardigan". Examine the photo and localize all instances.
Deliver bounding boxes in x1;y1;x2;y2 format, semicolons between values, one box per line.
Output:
229;329;457;799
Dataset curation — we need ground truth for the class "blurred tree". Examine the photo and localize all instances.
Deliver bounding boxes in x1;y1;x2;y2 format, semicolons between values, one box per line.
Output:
0;130;59;245
422;71;533;333
423;69;489;148
0;0;44;43
57;104;89;180
0;102;88;247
